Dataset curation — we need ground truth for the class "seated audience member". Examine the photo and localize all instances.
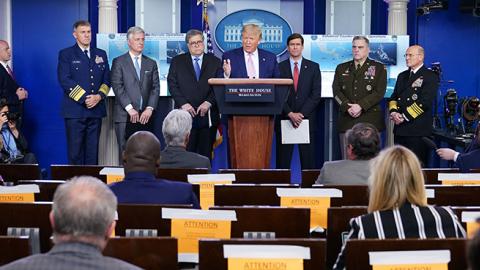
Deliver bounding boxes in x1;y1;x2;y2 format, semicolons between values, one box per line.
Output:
468;229;480;270
109;130;200;208
333;146;466;270
160;109;211;170
316;122;380;185
1;176;140;270
436;124;480;172
0;99;36;164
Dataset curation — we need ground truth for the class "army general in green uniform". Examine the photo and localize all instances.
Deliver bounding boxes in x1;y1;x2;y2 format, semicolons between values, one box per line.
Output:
333;36;387;158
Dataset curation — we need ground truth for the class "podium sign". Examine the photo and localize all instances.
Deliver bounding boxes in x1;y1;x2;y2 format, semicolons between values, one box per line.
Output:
209;78;292;169
225;84;275;103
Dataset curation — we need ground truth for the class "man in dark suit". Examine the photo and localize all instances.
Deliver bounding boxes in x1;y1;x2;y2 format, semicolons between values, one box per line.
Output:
109;131;200;208
167;29;221;159
221;24;280;79
57;20;110;165
437;124;480;172
111;26;160;155
0;39;28;125
2;176;141;270
160;109;211;170
333;36;387;158
276;33;321;169
389;45;439;166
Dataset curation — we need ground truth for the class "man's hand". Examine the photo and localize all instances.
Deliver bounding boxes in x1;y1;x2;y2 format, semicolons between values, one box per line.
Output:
436;148;458;161
139;108;153;125
390;112;404;125
16;87;28;100
223;59;231;78
127;108;139;123
288;112;304;128
196;101;211;117
85;94;102;109
7;121;19;138
347;103;362;118
181;103;196;117
0;112;8;126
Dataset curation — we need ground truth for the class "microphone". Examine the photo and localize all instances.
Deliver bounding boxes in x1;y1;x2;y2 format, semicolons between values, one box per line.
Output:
422;137;438;150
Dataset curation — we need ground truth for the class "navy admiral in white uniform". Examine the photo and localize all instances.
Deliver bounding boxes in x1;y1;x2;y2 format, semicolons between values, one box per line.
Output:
57;20;110;165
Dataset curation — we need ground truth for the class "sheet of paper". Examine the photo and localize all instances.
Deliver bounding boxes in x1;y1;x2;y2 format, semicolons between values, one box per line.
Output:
281;120;310;144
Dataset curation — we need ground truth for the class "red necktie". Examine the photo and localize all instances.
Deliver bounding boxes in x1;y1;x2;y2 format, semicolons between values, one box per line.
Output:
6;64;14;79
293;62;299;92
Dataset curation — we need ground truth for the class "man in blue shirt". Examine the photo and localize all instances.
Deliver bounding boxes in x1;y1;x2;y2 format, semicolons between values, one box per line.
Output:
109;131;200;208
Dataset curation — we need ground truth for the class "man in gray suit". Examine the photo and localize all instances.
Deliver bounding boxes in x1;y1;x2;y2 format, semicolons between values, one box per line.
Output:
316;122;380;185
111;26;160;154
1;176;140;270
160;109;211;169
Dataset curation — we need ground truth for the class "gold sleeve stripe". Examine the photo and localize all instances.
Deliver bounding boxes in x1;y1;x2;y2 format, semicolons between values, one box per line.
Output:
388;101;398;111
406;102;424;119
99;84;109;95
69;85;86;102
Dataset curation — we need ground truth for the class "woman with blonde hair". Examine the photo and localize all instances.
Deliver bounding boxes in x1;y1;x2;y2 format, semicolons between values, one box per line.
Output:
333;145;466;270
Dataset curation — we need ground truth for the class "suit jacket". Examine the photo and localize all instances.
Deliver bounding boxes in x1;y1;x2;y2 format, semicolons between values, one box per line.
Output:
111;52;160;123
389;65;439;136
160;145;211;170
277;58;321;131
109;171;200;208
0;63;21;114
221;47;280;78
167;53;221;127
333;58;387;132
315;159;371;185
333;203;466;270
0;242;141;270
57;45;110;118
456;139;480;172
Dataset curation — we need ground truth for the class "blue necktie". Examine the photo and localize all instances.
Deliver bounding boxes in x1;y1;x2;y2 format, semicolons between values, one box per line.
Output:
134;56;141;80
194;57;201;81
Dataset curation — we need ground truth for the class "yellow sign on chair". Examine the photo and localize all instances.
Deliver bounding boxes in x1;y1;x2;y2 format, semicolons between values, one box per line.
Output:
99;167;124;184
438;173;480;185
188;174;235;210
224;244;310;270
162;207;237;263
369;250;450;270
0;184;39;203
462;211;480;238
277;188;342;229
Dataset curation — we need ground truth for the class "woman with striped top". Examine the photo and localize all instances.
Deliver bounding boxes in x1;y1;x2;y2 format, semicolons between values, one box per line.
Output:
333;145;466;270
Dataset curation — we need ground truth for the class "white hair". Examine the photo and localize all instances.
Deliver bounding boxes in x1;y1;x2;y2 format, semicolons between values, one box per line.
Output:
162;109;192;146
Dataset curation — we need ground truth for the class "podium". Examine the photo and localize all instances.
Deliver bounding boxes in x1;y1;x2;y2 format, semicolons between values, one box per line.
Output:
209;78;292;169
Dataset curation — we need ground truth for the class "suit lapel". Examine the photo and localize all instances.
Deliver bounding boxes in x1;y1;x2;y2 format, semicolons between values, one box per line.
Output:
258;50;266;78
140;55;148;82
297;58;308;93
185;53;197;81
236;48;248;78
125;53;140;82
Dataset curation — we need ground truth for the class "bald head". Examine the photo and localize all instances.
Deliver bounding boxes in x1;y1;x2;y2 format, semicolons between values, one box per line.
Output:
0;40;11;62
405;45;425;70
123;131;161;174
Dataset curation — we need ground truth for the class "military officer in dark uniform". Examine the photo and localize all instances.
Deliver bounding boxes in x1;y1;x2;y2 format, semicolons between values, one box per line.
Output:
333;36;387;158
57;20;110;165
389;45;438;166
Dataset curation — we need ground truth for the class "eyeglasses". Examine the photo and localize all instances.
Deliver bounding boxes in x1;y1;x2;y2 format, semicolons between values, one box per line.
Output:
188;41;204;46
404;53;420;58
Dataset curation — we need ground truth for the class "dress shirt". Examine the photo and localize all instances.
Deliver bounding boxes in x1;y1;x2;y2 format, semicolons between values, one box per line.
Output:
243;49;259;79
289;57;303;76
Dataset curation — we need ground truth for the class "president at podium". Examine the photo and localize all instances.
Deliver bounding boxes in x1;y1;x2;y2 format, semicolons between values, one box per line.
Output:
221;24;280;79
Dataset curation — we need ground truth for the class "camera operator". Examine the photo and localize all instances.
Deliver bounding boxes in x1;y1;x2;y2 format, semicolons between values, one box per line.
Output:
0;99;36;163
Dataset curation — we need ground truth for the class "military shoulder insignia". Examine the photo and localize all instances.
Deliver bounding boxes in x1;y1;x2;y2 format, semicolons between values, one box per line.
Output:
412;76;424;88
95;55;104;64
